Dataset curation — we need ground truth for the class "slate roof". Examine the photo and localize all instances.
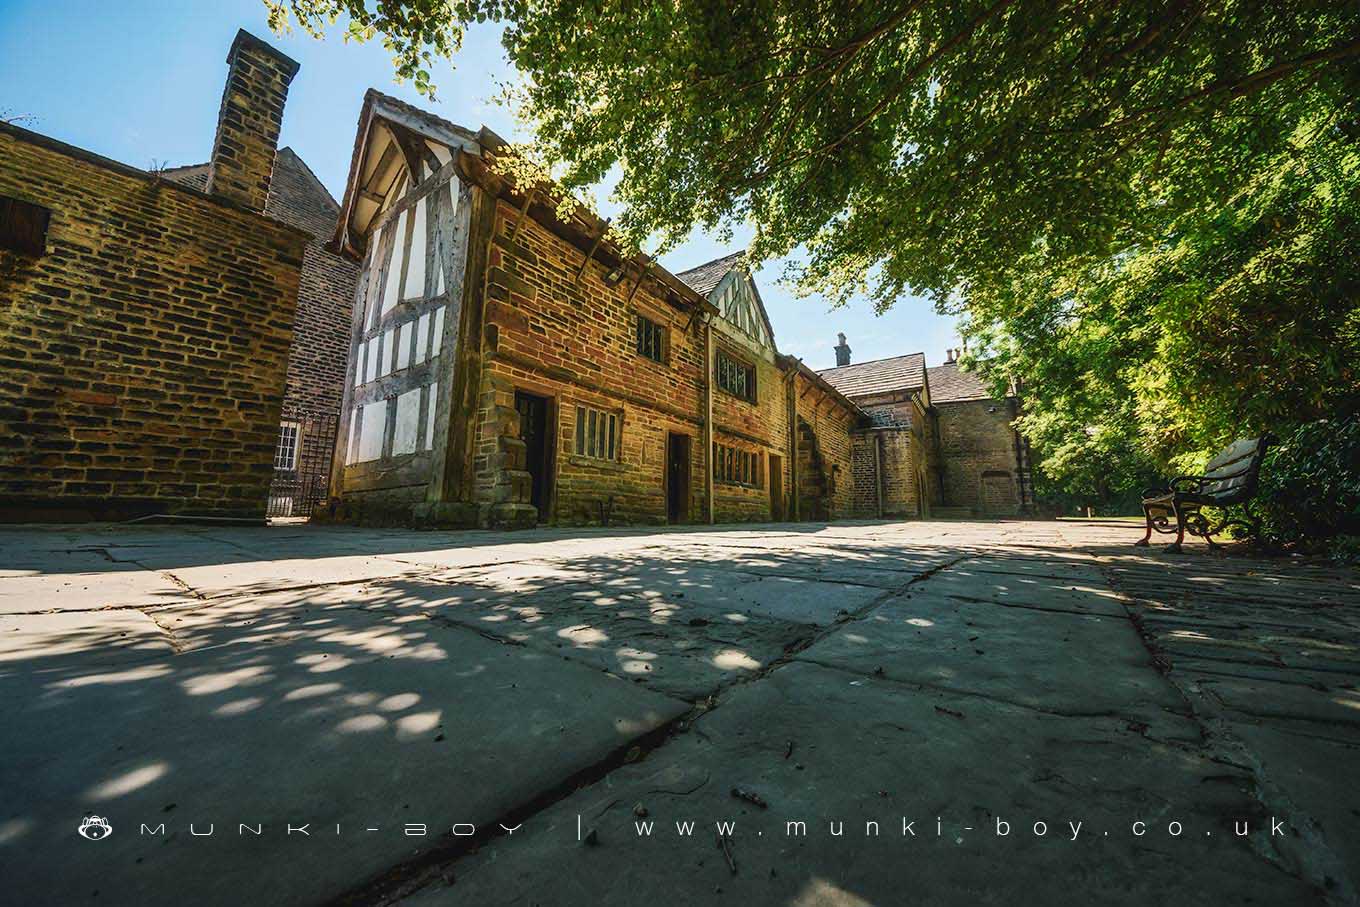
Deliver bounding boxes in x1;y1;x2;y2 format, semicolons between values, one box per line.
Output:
925;361;996;404
675;251;746;297
817;352;927;399
161;147;340;240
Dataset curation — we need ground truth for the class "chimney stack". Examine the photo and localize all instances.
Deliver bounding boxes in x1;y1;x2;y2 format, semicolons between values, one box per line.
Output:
834;332;852;367
945;347;957;363
205;29;300;212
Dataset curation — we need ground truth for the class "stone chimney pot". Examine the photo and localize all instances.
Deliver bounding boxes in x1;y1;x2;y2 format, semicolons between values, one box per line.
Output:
833;333;852;367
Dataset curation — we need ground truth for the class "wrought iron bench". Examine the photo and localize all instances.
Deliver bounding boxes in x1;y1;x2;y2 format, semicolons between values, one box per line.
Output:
1136;436;1271;552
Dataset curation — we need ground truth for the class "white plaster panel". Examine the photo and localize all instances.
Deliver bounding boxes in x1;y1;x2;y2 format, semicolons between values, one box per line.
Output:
378;329;394;378
396;322;412;372
357;401;388;463
404;198;428;300
381;209;407;317
392;388;421;457
431;306;445;358
415;313;431;365
347;406;362;464
364;335;380;384
424;384;438;451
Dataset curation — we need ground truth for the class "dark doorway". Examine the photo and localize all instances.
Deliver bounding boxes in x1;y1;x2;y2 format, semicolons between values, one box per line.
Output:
666;433;691;524
768;453;783;521
514;391;550;518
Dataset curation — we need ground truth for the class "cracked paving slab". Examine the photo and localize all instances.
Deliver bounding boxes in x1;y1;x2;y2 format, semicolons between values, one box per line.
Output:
0;594;688;907
130;574;824;702
794;588;1196;741
399;660;1316;906
0;549;197;614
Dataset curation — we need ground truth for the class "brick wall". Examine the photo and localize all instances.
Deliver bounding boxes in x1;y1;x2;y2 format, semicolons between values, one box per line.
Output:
477;197;710;526
850;430;880;517
936;399;1024;514
0;126;307;520
712;327;789;524
166;150;360;421
853;395;931;517
794;375;857;520
266;151;361;420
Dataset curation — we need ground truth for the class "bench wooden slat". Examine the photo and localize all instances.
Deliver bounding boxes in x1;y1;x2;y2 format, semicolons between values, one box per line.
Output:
1137;436;1271;550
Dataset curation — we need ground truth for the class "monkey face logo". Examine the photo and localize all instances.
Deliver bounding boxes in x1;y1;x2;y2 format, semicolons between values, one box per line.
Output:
77;816;112;840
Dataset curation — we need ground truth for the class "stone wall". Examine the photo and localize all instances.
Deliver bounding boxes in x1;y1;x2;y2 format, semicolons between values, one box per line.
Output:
476;197;709;527
850;430;880;517
935;398;1024;514
712;331;789;524
852;394;932;518
795;378;857;520
0;126;307;521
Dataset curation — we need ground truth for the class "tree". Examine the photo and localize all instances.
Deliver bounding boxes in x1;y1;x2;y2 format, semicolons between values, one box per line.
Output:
272;0;1360;503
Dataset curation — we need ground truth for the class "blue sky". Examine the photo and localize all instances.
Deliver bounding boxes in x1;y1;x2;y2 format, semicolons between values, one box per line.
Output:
0;0;959;370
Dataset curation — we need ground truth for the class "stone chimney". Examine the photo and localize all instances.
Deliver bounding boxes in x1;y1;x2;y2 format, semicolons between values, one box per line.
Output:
205;29;300;212
834;332;852;367
945;347;957;363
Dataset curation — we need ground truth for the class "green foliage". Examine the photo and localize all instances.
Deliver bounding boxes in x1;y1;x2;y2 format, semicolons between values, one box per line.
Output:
1250;416;1360;554
275;2;1360;535
264;0;501;99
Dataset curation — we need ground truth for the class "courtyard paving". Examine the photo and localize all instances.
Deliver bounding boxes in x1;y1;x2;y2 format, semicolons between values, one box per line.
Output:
0;518;1356;905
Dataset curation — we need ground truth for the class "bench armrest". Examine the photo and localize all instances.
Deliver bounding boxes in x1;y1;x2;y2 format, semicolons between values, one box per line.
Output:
1169;474;1204;494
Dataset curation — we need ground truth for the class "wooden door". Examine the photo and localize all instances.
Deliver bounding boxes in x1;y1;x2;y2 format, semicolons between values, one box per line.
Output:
666;433;690;524
768;453;783;520
514;391;549;516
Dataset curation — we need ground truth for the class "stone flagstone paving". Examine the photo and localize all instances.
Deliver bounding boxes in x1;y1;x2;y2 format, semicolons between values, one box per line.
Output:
0;519;1355;906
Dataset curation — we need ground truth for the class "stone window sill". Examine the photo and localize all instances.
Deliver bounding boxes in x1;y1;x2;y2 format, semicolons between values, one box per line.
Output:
717;388;757;406
567;454;627;472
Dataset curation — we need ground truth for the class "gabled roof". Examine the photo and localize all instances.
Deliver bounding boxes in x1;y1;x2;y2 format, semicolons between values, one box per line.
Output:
675;250;778;348
675;251;746;297
161;147;339;240
330;89;490;256
927;360;1018;403
926;361;995;404
817;352;927;399
327;91;718;314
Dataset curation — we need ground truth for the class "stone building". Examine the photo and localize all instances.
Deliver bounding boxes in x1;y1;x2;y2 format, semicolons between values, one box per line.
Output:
819;344;1034;517
325;91;863;528
926;350;1034;515
0;30;309;522
162;148;361;516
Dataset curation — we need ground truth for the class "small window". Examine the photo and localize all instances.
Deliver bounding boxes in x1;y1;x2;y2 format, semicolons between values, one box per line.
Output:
274;422;300;471
575;405;620;460
635;313;666;363
716;350;756;402
713;443;762;488
0;196;51;256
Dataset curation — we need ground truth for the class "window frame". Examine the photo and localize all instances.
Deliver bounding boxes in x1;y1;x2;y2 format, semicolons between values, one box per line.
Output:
715;349;757;403
712;442;763;489
634;312;667;364
274;421;300;472
574;404;621;461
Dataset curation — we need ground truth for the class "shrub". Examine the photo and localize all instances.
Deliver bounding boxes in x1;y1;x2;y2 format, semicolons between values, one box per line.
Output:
1248;416;1360;556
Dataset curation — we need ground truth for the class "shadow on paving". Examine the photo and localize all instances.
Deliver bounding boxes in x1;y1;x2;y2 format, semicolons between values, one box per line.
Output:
0;523;976;906
1069;525;1360;893
0;519;1351;905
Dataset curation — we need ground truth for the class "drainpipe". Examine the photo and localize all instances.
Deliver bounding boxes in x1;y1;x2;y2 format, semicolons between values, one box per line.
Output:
703;315;715;524
874;431;884;518
788;371;800;521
